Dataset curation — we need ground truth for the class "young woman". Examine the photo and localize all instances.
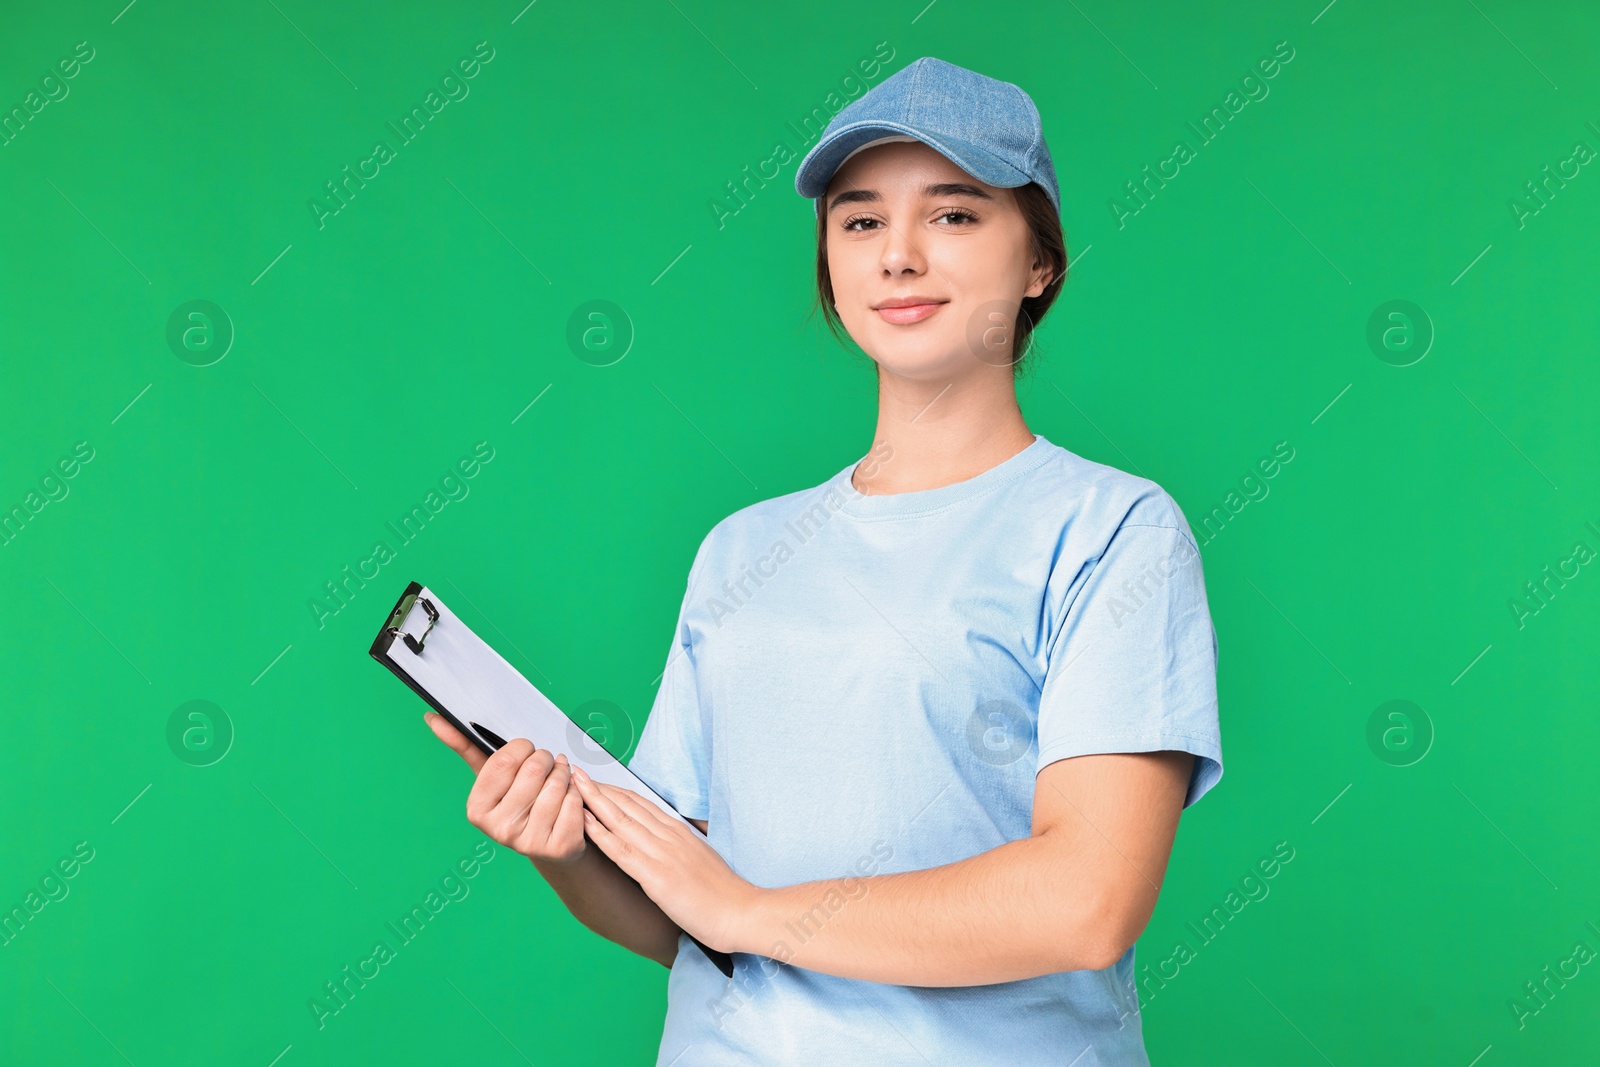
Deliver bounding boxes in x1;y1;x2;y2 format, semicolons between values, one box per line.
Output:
427;57;1223;1066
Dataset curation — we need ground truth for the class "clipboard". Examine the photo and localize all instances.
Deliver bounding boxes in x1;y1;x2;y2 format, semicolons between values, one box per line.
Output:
369;580;736;979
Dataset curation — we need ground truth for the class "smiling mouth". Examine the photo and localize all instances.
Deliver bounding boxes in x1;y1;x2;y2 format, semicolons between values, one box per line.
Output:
875;302;947;324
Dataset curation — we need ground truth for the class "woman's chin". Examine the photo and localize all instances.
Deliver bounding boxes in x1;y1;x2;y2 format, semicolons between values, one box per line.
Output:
867;345;992;382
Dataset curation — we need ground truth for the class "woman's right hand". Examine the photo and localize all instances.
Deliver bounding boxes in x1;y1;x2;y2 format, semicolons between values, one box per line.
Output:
425;711;588;866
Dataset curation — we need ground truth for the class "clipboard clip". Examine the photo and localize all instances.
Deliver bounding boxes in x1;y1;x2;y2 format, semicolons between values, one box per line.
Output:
385;592;439;655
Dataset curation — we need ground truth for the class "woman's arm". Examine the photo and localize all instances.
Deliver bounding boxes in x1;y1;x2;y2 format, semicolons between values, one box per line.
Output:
575;749;1194;986
732;751;1194;985
529;841;683;968
529;816;710;968
427;711;697;969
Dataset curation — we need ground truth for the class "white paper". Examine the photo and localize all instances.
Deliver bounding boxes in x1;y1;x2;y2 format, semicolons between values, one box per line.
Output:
383;586;705;838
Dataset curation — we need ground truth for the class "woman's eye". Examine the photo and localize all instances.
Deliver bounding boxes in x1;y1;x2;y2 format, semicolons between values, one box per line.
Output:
841;209;976;232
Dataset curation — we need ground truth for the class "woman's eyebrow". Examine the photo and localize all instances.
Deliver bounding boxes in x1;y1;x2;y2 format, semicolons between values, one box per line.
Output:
827;181;996;213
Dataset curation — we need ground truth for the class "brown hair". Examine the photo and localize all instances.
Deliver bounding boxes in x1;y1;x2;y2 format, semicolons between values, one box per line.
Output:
807;181;1068;374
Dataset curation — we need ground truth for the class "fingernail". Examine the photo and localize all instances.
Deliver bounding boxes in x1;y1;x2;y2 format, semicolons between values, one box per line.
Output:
555;753;568;765
572;766;588;782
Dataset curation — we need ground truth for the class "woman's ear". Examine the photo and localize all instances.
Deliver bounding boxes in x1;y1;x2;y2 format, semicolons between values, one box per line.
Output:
1026;260;1054;299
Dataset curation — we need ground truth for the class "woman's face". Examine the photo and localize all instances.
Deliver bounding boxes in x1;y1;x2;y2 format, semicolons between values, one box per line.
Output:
823;140;1052;381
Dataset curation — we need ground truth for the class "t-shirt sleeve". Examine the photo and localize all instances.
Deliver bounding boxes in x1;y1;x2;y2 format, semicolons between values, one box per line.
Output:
626;534;713;821
1035;518;1223;809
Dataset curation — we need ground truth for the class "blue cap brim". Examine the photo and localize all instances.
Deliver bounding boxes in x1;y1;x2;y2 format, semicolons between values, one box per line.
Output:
794;120;1046;210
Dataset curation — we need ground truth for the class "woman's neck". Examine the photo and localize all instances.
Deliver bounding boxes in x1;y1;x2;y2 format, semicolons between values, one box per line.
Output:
852;372;1035;496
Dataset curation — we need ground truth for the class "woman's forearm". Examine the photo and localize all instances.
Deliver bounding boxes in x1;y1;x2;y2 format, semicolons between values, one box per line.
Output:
730;835;1113;986
532;846;684;968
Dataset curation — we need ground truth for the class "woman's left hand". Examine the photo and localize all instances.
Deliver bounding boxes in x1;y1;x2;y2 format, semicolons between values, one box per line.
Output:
571;766;760;954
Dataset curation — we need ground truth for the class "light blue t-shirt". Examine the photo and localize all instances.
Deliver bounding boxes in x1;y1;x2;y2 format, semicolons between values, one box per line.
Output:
627;433;1223;1066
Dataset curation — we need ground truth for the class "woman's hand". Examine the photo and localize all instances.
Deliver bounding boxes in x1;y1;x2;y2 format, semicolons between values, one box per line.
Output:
425;711;586;866
570;766;761;954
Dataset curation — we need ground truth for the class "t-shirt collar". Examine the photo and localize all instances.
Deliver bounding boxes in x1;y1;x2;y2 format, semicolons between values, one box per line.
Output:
830;434;1052;520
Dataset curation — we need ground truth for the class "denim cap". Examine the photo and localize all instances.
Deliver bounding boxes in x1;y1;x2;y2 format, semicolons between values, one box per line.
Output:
794;56;1061;217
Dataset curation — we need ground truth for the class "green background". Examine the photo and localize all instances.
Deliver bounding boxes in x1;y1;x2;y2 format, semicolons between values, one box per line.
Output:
3;0;1598;1063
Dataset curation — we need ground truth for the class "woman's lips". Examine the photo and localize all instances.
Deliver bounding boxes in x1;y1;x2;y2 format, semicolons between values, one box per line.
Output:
875;302;946;324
